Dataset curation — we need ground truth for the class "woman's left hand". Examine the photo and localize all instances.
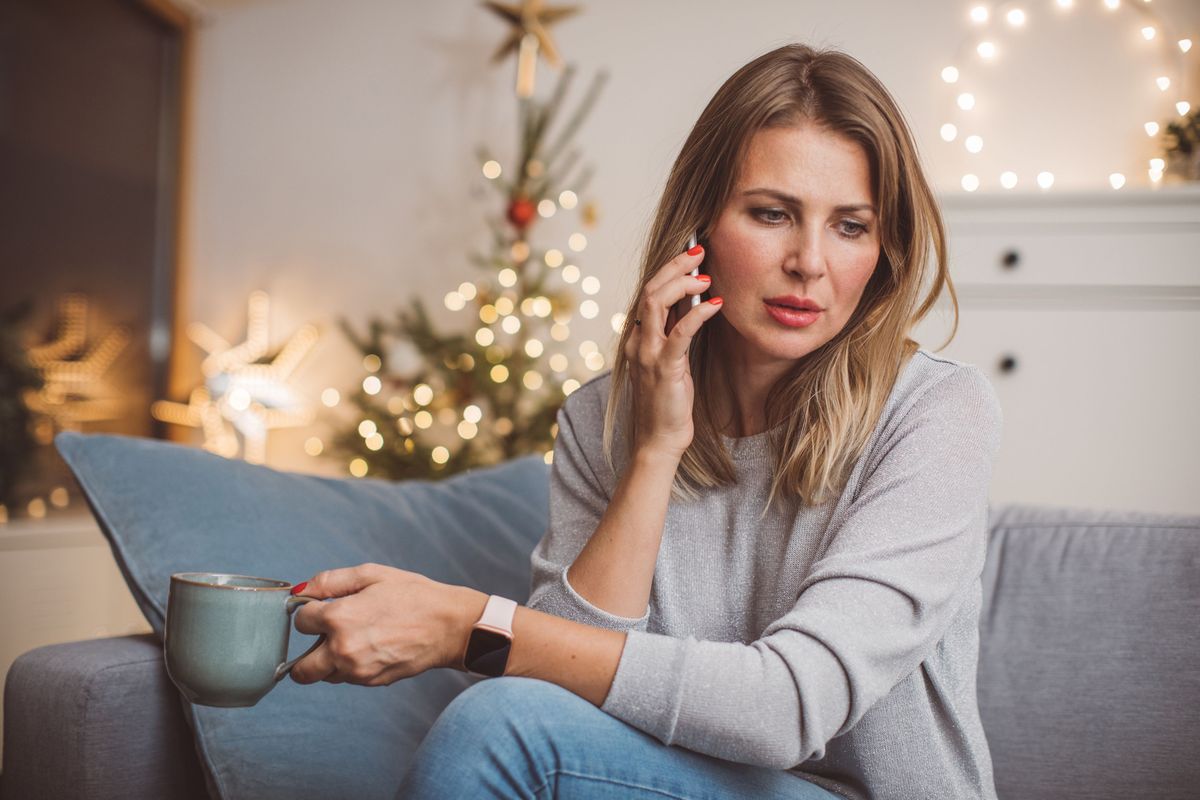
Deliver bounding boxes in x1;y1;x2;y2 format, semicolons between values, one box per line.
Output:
288;562;481;686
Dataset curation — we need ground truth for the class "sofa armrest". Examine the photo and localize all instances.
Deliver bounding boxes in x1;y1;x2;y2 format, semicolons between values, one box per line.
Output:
1;633;209;800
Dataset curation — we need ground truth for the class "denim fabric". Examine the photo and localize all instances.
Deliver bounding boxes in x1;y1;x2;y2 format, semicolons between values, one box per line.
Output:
397;676;843;800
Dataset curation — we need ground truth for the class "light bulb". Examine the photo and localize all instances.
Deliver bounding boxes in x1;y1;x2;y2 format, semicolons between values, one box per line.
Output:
559;190;578;208
482;160;501;179
1156;76;1170;91
941;66;959;84
1000;171;1018;189
957;93;976;110
544;249;564;267
965;135;984;153
941;123;958;142
1036;171;1054;189
961;174;980;192
1177;101;1191;116
537;199;556;218
1108;173;1126;190
1145;121;1160;136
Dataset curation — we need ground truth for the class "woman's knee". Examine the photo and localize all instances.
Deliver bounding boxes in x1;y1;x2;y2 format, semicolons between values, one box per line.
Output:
440;675;582;732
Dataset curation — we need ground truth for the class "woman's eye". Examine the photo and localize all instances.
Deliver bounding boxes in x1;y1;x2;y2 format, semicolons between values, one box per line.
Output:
752;208;788;224
839;221;868;238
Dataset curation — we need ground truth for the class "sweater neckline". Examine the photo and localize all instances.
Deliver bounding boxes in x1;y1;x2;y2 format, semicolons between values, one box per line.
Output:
718;424;782;461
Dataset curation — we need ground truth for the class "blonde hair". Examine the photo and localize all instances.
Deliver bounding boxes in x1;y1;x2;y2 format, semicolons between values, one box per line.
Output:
601;42;957;516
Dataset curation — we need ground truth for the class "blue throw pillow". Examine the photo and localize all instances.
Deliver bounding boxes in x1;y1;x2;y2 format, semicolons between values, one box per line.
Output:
54;431;551;800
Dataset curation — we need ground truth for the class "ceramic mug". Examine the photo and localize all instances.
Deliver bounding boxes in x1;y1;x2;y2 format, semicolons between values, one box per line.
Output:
164;572;325;707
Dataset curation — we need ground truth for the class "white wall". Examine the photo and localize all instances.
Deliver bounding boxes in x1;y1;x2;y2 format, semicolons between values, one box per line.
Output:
179;0;1200;473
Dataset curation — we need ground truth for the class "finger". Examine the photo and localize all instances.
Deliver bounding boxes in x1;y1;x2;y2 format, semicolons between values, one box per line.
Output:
662;297;723;363
289;641;337;685
297;562;385;600
644;245;705;297
292;601;332;635
638;247;707;334
649;274;711;342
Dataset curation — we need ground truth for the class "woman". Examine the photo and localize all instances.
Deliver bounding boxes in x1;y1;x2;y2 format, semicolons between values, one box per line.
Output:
291;42;1002;800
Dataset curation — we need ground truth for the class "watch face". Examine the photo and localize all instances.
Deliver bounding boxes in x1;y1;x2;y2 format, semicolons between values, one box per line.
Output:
465;628;511;677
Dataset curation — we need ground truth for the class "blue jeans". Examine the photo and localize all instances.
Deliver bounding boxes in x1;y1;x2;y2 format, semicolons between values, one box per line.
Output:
396;676;842;799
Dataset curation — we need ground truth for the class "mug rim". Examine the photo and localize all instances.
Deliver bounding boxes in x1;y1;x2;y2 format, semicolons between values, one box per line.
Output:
171;572;291;591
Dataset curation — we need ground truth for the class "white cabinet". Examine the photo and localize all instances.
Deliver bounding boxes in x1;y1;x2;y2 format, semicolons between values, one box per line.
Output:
915;186;1200;515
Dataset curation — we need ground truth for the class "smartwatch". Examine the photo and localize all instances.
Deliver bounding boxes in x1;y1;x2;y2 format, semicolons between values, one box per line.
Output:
462;595;517;678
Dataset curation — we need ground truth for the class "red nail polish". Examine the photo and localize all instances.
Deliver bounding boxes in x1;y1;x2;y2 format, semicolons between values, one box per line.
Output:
708;297;723;305
687;244;703;256
697;274;711;282
290;581;308;595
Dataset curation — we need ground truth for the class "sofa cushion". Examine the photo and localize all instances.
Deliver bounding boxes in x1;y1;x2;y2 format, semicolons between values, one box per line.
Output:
980;503;1200;800
55;431;550;800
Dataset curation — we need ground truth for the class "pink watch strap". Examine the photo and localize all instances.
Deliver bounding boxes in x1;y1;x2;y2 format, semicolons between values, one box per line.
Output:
478;595;517;633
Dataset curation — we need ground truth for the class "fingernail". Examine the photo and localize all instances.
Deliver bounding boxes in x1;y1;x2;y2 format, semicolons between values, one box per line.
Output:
290;581;309;595
708;297;723;305
687;244;703;256
696;274;711;283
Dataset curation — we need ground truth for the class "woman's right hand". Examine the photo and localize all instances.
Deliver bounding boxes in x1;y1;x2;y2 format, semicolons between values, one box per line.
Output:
622;244;724;460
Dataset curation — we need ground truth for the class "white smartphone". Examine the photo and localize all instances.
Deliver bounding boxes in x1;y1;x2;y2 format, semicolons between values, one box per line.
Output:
686;231;702;308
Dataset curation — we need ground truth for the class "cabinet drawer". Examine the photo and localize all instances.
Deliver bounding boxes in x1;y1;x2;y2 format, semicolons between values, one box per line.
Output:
947;224;1200;286
913;306;1200;516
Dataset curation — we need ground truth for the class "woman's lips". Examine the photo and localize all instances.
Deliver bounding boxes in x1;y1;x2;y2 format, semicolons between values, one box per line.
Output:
764;301;822;328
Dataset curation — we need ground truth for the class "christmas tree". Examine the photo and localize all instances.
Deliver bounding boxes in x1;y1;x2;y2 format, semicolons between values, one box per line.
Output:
328;58;612;480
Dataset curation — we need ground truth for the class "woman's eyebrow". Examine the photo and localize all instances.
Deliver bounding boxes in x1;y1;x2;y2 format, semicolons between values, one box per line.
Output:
740;187;876;214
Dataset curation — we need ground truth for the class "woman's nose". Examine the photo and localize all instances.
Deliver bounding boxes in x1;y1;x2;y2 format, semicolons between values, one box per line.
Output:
783;229;826;281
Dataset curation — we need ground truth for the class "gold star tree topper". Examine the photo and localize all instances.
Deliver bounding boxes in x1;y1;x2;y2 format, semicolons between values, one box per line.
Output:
152;291;319;464
482;0;581;97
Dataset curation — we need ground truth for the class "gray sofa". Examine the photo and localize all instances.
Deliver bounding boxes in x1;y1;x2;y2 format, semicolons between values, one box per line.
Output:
3;502;1198;799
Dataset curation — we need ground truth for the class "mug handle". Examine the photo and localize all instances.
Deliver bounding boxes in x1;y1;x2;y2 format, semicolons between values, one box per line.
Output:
274;595;328;682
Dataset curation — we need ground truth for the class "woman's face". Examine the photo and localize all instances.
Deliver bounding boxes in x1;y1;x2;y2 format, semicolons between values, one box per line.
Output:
705;121;881;372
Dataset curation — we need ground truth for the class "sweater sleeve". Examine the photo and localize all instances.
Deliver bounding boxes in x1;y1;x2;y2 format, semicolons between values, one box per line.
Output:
599;365;1003;769
526;392;651;633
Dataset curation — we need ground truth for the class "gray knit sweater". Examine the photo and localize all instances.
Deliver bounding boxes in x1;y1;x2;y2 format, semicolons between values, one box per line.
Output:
526;349;1003;800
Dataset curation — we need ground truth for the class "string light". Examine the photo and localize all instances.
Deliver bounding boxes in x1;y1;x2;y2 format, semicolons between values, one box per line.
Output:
544;249;564;267
941;1;1196;191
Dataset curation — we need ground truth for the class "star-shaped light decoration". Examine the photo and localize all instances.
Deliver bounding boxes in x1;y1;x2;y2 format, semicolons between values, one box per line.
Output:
482;0;581;97
24;293;130;443
152;291;319;464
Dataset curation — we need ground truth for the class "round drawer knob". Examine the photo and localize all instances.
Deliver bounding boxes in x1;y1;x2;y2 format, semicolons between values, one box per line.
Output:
1000;249;1020;270
998;354;1018;374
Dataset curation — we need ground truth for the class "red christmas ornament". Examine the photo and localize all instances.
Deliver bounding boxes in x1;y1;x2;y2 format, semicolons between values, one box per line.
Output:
506;196;536;231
